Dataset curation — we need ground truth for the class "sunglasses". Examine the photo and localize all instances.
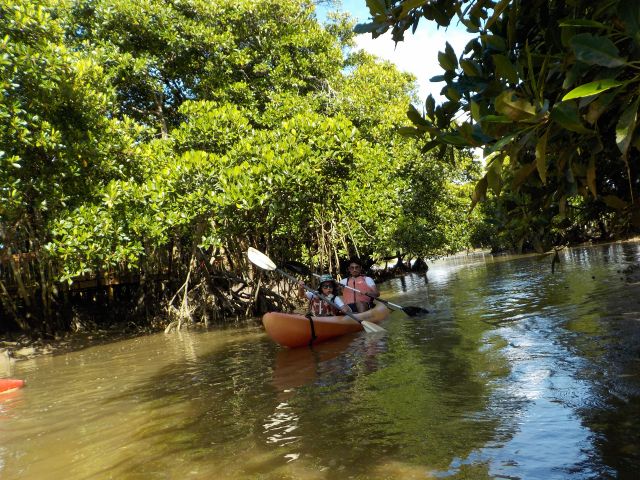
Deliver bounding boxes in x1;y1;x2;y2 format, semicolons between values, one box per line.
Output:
321;283;333;289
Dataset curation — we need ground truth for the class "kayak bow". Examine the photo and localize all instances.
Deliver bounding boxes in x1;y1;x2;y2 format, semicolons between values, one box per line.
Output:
0;378;25;393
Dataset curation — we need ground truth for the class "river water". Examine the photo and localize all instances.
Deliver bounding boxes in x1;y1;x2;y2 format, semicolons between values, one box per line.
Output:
1;242;639;479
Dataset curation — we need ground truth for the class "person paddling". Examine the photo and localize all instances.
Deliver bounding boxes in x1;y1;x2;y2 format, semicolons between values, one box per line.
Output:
298;274;351;316
340;258;379;312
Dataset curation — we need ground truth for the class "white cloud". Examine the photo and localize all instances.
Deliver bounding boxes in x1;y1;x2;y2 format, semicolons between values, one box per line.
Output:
354;24;474;104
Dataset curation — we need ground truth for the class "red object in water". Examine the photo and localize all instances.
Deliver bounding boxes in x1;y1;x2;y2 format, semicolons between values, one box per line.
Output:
0;378;25;393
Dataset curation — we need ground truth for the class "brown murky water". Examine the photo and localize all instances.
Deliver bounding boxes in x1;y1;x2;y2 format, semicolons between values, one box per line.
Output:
1;242;639;479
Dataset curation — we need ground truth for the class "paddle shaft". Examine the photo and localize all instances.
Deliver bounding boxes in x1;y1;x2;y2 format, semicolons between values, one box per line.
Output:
276;268;366;326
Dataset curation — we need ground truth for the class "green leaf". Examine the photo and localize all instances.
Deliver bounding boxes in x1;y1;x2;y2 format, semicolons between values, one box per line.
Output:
551;102;592;134
438;42;458;71
490;131;519;152
470;100;481;122
353;22;378;34
407;104;430;127
470;175;488;212
425;95;436;120
492;54;518;83
481;34;506;52
617;1;640;41
366;0;388;16
511;162;537;190
535;129;548;184
495;91;536;121
441;133;471;146
558;20;609;29
486;159;502;195
485;0;511;30
400;0;427;17
586;156;597;198
585;89;618;124
460;59;481;76
602;195;628;210
397;126;423;137
481;114;512;123
570;33;627;68
562;79;623;101
616;97;640;156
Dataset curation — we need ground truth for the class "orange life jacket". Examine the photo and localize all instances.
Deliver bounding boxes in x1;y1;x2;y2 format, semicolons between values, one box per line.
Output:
342;276;372;304
309;294;340;316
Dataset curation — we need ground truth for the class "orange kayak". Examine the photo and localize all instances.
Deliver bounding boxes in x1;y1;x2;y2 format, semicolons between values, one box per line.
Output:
262;302;389;348
0;378;25;393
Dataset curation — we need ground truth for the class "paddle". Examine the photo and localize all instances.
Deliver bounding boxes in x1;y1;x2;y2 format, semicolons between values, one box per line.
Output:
284;260;429;317
247;248;385;333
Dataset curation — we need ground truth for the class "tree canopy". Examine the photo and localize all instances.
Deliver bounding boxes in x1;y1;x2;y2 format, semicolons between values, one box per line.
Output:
357;0;640;251
1;0;481;334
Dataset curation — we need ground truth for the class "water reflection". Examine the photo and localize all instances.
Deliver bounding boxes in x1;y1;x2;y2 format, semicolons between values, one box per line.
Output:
1;242;639;479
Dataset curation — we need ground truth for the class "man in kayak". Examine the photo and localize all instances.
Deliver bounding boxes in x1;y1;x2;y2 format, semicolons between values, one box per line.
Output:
298;274;351;316
340;258;380;312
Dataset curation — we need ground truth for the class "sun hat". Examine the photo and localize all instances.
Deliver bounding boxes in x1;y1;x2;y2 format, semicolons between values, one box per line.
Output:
318;274;334;283
318;274;335;284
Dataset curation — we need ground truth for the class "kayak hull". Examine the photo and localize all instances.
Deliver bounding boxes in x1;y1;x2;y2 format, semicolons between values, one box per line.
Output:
262;302;389;348
0;378;25;393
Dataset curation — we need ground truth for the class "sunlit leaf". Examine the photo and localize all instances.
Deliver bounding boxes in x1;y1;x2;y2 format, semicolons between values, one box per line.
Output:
562;79;623;101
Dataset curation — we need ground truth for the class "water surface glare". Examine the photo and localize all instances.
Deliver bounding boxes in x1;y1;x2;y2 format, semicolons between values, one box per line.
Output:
1;242;639;479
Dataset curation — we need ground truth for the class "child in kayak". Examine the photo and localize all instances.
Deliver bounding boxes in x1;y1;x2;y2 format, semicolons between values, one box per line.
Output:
298;274;351;316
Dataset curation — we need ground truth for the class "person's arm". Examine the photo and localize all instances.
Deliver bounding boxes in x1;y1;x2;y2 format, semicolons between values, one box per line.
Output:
334;295;352;313
298;281;310;300
364;277;380;298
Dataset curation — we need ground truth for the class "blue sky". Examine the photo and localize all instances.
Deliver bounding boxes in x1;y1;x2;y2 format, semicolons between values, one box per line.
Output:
316;0;474;103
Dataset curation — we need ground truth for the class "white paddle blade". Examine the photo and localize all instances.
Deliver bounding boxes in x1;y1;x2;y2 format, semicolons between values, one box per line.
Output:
247;247;277;271
361;321;385;333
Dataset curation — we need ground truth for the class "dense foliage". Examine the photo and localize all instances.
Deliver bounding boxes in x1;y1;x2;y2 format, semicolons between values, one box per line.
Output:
357;0;640;252
0;0;481;334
